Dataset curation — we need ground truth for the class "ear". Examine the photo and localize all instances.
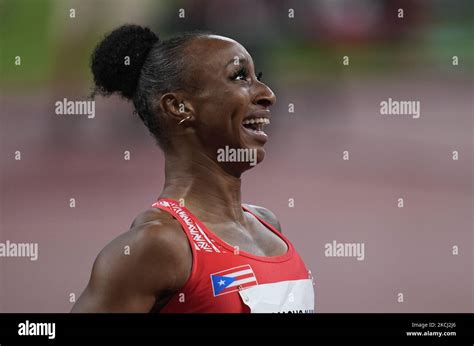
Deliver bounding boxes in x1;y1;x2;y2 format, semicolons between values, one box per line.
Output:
159;92;196;124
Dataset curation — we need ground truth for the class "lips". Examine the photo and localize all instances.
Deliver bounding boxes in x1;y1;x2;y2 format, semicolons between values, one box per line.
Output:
241;112;271;143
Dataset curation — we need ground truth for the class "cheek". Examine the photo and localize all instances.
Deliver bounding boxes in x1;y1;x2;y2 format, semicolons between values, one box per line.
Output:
203;89;247;129
227;92;250;145
195;87;250;152
194;96;232;149
219;87;248;114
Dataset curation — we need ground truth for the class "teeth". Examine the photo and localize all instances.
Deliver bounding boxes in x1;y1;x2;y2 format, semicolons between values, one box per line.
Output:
242;117;270;125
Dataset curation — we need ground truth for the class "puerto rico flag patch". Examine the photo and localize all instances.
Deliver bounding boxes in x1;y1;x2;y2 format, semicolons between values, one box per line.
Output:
210;264;258;296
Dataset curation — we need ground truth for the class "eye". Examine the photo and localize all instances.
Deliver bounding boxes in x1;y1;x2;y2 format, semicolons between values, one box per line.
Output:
231;67;249;81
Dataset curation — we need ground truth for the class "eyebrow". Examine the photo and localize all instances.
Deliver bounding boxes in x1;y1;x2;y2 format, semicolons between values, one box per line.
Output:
225;57;248;68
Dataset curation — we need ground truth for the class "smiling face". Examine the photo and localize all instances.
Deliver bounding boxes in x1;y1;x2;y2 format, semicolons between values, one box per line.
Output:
163;35;276;176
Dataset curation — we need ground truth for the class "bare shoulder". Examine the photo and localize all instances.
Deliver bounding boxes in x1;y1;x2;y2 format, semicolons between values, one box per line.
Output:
117;207;188;260
129;210;190;263
71;208;190;312
130;207;177;228
243;204;282;233
117;208;191;288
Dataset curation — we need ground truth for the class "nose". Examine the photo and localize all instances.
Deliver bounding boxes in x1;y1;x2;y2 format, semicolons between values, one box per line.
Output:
253;81;276;108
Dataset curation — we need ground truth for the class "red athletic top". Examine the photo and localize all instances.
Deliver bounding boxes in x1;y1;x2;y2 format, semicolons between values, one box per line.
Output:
152;198;315;313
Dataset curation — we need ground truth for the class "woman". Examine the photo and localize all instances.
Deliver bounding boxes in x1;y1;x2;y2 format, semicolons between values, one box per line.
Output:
71;25;314;313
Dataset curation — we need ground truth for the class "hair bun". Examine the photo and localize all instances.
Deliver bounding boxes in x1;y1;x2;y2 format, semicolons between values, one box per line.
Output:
91;24;159;99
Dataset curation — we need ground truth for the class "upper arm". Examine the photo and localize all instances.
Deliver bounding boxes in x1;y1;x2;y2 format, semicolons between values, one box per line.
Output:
71;218;191;313
245;204;282;233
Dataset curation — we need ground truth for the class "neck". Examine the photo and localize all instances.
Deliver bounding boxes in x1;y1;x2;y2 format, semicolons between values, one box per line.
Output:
159;148;245;224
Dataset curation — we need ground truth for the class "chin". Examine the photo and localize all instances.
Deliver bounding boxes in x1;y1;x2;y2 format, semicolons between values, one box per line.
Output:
255;147;265;164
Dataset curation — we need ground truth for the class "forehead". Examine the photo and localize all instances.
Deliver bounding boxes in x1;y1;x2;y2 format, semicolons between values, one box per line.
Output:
184;35;253;70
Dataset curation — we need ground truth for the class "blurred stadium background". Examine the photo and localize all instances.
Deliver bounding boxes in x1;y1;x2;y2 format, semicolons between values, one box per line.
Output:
0;0;473;312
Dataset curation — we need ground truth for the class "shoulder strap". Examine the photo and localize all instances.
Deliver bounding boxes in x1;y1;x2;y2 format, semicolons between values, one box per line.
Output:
152;199;221;253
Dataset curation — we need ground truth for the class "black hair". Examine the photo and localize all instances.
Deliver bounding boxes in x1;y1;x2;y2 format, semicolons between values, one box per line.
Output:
91;24;208;148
